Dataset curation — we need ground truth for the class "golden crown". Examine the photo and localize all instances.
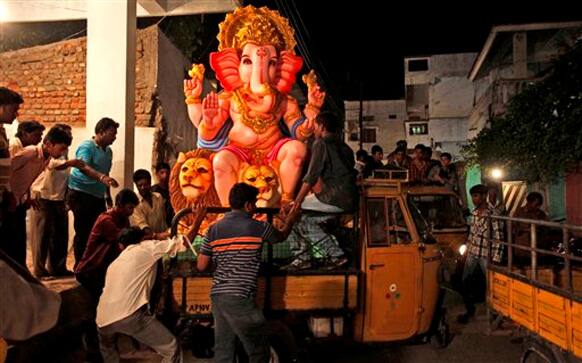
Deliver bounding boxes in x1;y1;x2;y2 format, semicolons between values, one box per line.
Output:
217;6;297;53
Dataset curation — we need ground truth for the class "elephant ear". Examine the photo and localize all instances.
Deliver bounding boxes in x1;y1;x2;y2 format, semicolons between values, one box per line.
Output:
209;49;244;92
274;51;303;94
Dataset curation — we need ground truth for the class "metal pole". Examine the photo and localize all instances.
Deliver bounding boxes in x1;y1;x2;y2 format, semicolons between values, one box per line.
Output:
265;212;274;312
507;220;513;271
530;223;537;280
563;226;571;292
358;81;364;151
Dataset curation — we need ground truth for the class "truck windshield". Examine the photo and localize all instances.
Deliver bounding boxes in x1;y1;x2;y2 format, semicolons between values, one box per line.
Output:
407;194;466;230
407;199;431;242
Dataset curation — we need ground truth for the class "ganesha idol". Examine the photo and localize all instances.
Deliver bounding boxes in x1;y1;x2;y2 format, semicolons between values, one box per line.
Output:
183;5;325;207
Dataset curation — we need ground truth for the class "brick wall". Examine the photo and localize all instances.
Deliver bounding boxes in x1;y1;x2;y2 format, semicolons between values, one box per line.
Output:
0;37;86;125
0;26;159;127
134;26;159;128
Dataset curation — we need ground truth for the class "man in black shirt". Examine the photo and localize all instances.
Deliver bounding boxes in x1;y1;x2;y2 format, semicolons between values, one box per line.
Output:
286;112;357;270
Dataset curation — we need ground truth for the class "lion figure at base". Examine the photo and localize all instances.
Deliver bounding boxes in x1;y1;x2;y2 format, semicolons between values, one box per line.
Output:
169;148;221;235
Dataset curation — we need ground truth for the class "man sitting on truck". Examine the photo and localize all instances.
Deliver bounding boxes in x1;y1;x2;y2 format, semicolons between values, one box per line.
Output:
197;183;295;363
286;112;357;270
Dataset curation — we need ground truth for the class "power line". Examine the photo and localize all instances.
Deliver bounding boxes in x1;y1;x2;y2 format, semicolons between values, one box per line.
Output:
275;0;343;115
62;27;86;41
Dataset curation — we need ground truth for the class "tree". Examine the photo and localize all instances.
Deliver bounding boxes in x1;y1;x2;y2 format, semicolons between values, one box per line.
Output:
157;14;223;63
463;41;582;184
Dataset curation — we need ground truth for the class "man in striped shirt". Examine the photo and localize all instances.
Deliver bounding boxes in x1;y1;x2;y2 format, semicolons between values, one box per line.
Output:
197;183;294;363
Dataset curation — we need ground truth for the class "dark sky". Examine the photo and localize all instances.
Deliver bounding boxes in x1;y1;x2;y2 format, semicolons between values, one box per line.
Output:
248;0;581;105
2;1;579;109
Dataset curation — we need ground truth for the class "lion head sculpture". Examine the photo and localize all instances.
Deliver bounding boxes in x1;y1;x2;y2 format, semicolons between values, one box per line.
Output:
239;163;281;208
170;149;221;234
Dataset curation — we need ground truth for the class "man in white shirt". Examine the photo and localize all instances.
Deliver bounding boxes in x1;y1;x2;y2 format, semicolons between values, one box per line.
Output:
96;228;188;363
30;154;73;278
4;125;82;266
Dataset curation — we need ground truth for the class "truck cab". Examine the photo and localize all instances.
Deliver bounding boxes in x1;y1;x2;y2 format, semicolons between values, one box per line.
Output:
353;179;444;342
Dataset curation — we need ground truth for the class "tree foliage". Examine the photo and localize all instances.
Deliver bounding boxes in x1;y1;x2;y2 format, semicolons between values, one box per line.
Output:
463;41;582;183
158;14;223;63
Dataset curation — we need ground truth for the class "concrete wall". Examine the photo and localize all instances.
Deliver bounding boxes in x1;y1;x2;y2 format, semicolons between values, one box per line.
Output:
427;53;477;119
429;76;475;118
467;90;490;140
430;53;477;78
428;118;469;158
155;29;197;165
404;57;431;85
344;99;406;154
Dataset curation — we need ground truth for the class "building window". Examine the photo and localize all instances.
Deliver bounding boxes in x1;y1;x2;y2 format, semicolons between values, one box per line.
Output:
388;114;397;119
363;115;375;122
362;128;377;143
409;123;428;135
408;59;429;72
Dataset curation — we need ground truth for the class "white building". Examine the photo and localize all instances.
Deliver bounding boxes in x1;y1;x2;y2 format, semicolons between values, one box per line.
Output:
467;21;582;139
344;99;406;155
404;52;477;158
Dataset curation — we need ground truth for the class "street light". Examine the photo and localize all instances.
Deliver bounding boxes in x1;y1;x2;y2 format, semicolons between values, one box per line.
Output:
490;168;503;180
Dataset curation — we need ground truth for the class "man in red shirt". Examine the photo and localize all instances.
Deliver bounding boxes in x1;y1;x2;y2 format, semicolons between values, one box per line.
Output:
74;188;138;363
75;188;139;299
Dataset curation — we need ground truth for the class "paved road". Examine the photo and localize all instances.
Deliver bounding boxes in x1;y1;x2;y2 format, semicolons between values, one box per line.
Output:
30;254;523;362
117;302;522;363
297;304;522;363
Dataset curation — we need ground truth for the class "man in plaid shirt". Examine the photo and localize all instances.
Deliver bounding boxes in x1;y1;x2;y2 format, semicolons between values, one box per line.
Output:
408;144;430;184
458;184;504;323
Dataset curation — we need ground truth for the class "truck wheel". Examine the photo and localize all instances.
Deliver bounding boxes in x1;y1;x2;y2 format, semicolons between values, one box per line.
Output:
430;308;450;349
521;339;565;363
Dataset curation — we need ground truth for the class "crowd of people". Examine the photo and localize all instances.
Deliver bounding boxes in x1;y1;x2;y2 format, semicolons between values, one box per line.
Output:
355;141;460;192
2;84;560;363
1;86;358;362
0;87;186;362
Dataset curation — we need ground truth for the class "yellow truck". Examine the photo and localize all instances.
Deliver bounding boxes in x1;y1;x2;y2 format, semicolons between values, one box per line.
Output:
486;215;582;362
167;177;462;361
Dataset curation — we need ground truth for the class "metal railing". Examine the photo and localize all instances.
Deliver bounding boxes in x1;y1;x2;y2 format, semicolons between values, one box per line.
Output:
486;215;582;298
167;206;360;316
371;169;409;182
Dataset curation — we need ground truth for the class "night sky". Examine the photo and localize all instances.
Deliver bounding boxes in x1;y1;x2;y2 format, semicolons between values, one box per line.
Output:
248;0;581;105
1;0;579;109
